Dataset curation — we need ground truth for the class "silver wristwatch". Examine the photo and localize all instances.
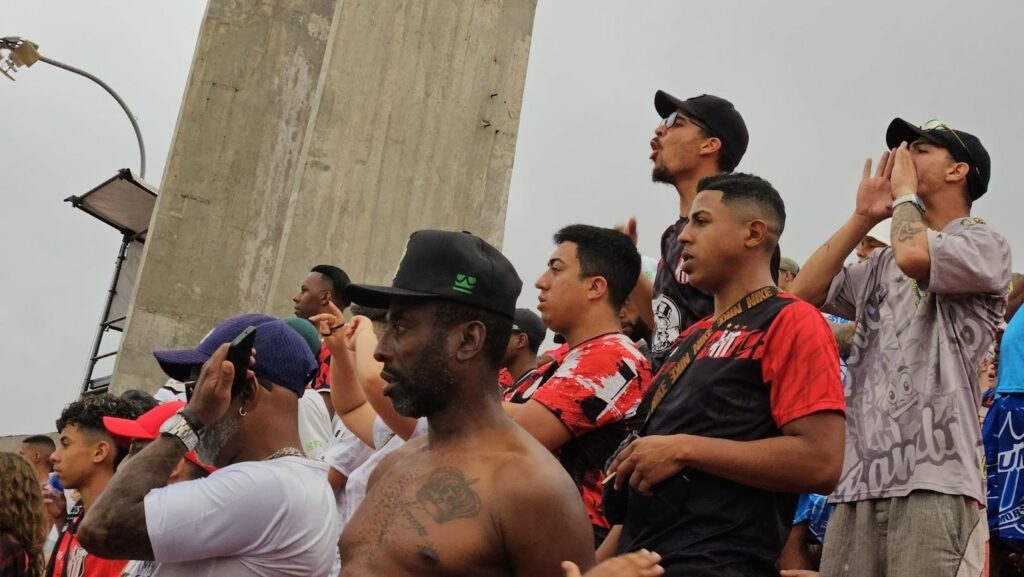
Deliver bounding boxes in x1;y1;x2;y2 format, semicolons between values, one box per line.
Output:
160;413;201;451
893;194;925;213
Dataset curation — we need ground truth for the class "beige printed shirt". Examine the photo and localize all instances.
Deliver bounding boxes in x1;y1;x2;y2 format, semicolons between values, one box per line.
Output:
823;217;1011;503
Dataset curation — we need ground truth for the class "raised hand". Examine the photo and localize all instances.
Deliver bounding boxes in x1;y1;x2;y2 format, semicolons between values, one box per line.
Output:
562;550;664;577
614;217;638;246
344;315;376;353
311;301;349;356
854;150;895;222
43;487;67;526
187;343;242;427
890;142;918;198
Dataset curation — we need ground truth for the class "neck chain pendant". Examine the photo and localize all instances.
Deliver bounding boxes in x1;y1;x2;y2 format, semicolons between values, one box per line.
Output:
264;447;306;461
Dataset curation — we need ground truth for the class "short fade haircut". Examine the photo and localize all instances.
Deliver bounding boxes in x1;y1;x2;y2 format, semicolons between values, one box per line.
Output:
56;394;144;467
697;172;787;248
120;389;160;413
21;435;55;452
553;224;641;310
311;265;351;308
435;301;513;371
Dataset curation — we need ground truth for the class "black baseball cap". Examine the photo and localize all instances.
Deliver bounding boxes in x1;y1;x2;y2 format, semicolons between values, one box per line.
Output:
345;230;522;318
886;118;991;200
512;308;547;350
655;91;749;168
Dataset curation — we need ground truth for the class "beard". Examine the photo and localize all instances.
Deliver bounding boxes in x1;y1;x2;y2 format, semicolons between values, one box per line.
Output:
652;162;672;184
385;336;458;418
625;318;652;343
196;410;242;466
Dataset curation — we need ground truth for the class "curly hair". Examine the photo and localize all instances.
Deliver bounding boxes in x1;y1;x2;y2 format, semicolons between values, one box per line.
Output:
0;453;47;577
56;394;144;468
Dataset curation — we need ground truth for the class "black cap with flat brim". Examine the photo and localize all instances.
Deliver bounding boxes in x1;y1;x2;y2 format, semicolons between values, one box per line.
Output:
655;90;749;168
885;117;990;200
343;284;439;311
344;230;522;318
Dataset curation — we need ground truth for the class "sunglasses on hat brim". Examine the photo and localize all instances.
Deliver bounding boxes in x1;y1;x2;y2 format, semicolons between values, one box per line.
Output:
919;119;981;178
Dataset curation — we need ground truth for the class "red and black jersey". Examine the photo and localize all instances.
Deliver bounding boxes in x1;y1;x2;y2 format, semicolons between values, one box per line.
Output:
502;366;544;403
47;502;127;577
310;340;332;392
498;367;513;391
619;293;845;577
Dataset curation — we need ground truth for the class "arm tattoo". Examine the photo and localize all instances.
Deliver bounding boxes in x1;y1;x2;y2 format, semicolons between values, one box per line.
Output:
78;435;187;560
892;204;928;242
400;467;481;535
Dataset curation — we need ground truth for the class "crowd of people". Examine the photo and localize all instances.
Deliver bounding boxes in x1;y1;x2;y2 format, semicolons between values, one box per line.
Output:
0;88;1018;577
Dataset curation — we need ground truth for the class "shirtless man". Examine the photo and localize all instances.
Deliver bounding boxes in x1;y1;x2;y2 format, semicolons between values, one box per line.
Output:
323;229;595;577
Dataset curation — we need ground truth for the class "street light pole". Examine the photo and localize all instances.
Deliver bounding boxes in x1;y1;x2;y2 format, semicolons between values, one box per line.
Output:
1;36;146;178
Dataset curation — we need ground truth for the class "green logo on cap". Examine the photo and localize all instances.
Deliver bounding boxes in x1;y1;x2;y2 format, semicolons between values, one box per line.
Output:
453;274;477;294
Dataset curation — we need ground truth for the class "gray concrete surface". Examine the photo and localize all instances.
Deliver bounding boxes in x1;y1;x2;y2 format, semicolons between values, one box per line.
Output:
111;0;537;393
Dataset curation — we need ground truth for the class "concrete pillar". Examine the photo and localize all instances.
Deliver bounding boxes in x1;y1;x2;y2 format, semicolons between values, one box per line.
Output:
111;0;537;393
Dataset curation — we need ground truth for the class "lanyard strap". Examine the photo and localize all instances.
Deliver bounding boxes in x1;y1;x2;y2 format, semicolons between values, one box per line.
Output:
642;286;780;426
45;509;79;577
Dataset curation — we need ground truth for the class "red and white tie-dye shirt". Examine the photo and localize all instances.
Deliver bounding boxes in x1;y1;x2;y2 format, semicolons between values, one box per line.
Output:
520;333;651;530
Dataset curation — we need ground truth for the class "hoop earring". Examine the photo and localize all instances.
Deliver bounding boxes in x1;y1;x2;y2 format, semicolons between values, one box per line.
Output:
238;407;247;417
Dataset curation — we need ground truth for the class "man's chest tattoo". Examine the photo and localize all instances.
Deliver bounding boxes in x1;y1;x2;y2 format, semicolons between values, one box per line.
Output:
400;466;482;535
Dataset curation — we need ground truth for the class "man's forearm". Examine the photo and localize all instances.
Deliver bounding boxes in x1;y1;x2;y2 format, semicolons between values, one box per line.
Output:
683;430;841;495
890;203;930;282
339;402;379;447
78;435;186;560
595;525;622;562
789;215;875;306
329;346;368;416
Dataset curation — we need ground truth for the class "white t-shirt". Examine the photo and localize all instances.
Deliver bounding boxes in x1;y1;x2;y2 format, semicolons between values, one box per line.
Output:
297;390;333;461
340;417;428;529
144;456;340;577
320;420;374;577
322;419;374;516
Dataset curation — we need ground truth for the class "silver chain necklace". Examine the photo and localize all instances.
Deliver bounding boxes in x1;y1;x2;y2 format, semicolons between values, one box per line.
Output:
264;447;306;460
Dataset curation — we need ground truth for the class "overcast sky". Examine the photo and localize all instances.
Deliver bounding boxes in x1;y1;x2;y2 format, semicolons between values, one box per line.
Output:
3;0;1022;435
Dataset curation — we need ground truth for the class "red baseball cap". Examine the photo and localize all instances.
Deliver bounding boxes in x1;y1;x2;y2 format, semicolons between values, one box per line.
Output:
104;401;185;447
184;451;216;474
103;401;215;473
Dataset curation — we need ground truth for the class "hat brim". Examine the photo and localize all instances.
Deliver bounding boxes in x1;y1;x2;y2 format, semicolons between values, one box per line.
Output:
886;118;945;149
344;283;438;310
102;416;155;448
186;450;217;473
153;348;210;382
655;90;706;123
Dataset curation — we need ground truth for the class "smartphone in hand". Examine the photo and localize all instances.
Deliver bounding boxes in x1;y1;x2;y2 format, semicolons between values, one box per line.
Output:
227;326;257;397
